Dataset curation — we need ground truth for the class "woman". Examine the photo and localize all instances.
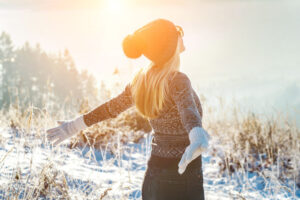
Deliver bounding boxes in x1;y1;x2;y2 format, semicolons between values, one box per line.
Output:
46;18;210;200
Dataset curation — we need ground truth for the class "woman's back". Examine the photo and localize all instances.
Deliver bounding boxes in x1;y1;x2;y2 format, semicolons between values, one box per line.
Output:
83;71;203;158
149;71;203;158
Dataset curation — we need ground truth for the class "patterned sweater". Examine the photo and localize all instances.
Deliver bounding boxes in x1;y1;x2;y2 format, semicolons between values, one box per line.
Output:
83;71;203;158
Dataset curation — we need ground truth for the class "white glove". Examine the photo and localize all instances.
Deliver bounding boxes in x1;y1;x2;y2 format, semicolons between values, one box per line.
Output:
178;127;210;174
46;115;87;147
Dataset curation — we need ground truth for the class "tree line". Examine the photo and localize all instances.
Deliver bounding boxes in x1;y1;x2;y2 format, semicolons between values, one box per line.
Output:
0;31;100;114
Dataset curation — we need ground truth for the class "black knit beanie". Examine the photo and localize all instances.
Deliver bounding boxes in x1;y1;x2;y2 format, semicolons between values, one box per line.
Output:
122;18;179;66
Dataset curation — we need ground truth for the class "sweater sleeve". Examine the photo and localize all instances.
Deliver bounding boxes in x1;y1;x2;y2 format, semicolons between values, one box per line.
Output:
83;83;133;127
170;72;202;133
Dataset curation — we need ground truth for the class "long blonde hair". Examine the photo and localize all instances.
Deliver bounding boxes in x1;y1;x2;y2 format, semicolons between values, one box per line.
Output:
130;38;181;119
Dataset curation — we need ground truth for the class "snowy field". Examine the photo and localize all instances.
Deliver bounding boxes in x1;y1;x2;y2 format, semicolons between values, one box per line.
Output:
0;125;299;200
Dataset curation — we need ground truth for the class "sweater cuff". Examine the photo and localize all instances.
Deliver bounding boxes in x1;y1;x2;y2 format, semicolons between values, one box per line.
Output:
74;115;88;131
188;126;210;145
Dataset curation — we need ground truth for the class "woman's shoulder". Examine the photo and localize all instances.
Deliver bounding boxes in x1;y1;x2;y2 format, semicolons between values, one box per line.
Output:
168;71;192;89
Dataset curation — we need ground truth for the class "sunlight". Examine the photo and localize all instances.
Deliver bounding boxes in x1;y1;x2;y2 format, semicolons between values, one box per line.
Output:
105;0;123;14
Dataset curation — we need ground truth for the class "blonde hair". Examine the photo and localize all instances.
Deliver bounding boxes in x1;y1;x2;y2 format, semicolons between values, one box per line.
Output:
130;38;181;119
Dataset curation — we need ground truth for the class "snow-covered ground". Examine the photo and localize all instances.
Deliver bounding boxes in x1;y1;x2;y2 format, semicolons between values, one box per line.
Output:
0;127;299;199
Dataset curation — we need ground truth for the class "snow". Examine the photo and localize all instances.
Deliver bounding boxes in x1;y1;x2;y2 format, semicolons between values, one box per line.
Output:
0;127;299;199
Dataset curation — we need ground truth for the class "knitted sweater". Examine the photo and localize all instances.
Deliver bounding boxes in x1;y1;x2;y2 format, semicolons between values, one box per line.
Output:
83;71;203;158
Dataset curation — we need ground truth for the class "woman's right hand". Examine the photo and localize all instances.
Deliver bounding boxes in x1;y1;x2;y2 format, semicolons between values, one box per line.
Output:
178;127;210;174
46;115;87;147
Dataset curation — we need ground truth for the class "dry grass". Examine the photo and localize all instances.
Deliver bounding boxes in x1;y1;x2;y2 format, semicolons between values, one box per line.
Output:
69;101;152;154
203;97;300;198
0;102;150;199
0;93;299;199
208;110;299;173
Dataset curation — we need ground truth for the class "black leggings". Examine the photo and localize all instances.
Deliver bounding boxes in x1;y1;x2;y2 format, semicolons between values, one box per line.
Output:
142;155;205;200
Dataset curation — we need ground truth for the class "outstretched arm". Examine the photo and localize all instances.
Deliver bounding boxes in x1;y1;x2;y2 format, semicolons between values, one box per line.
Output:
83;83;133;127
47;83;134;146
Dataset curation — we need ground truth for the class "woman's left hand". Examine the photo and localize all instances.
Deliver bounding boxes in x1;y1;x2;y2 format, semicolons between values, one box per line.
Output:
46;115;87;147
178;127;210;174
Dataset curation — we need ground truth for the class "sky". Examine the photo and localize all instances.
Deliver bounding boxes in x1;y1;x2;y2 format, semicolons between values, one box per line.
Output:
0;0;299;124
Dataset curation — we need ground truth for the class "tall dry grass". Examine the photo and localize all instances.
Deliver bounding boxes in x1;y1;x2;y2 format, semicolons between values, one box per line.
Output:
0;92;151;199
0;85;299;199
203;96;300;198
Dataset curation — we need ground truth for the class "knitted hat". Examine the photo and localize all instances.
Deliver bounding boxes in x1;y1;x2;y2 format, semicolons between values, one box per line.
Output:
122;18;180;66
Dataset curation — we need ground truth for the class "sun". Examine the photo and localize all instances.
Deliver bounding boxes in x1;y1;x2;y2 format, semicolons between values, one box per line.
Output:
105;0;123;14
